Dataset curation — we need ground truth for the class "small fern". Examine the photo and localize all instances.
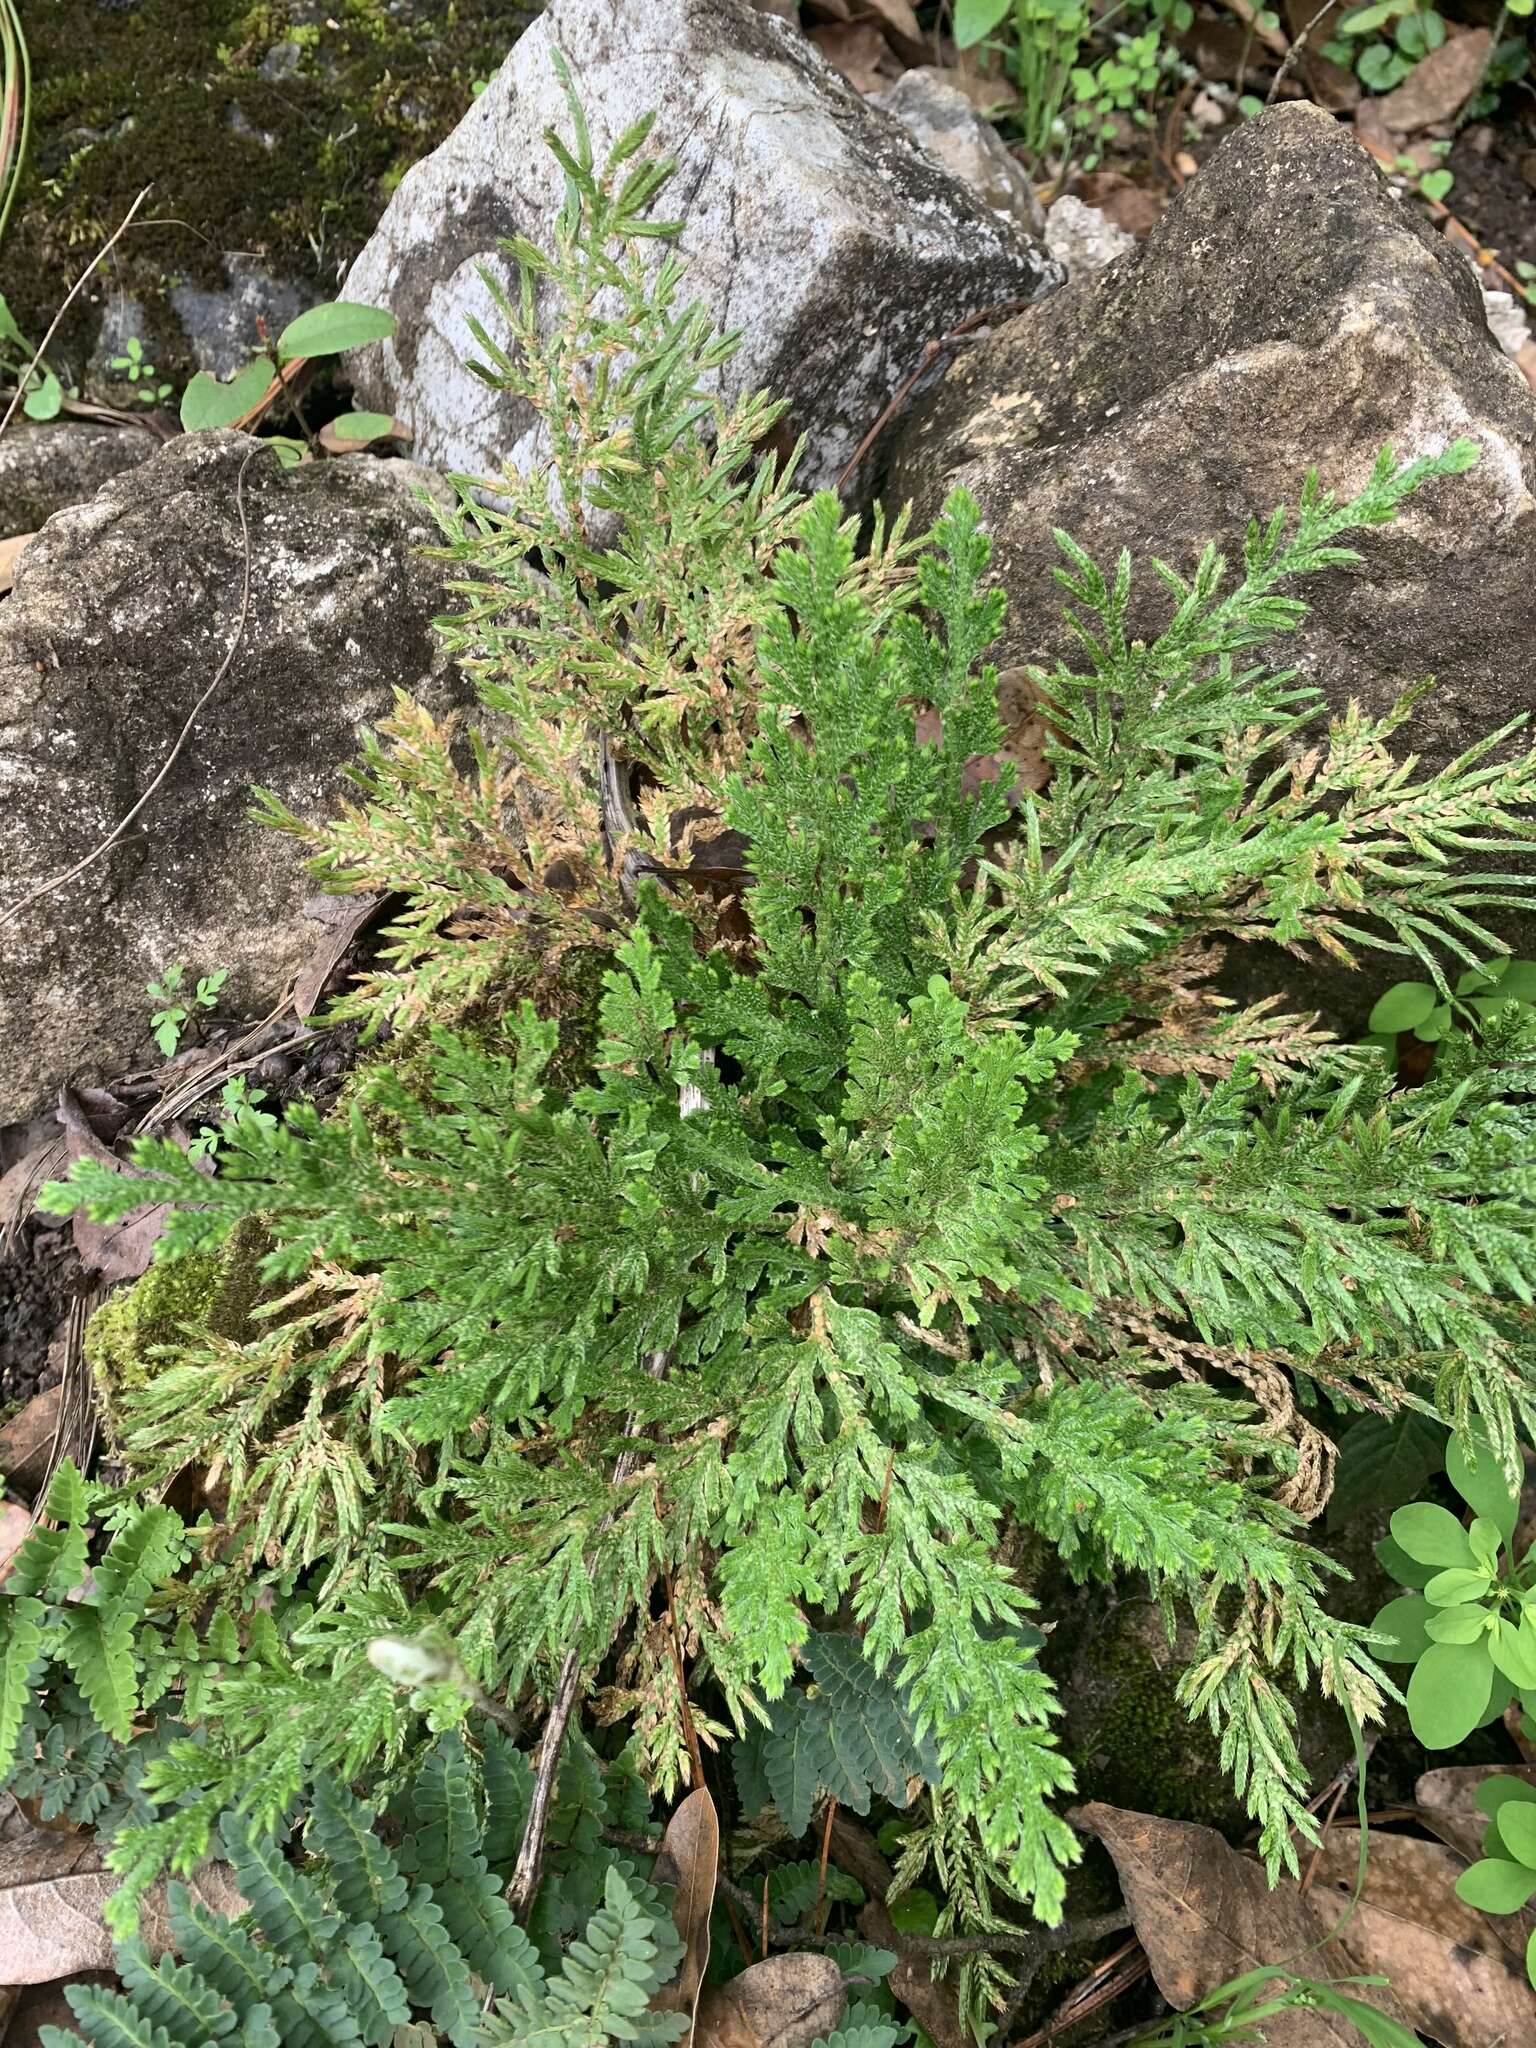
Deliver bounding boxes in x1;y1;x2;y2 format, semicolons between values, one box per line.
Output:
39;1732;684;2048
734;1633;939;1835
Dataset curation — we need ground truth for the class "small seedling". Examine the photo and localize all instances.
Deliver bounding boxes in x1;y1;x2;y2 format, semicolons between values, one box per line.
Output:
187;1075;277;1160
1371;1429;1533;1748
108;336;173;407
179;298;397;465
146;964;229;1058
1363;956;1536;1057
1452;1776;1536;1987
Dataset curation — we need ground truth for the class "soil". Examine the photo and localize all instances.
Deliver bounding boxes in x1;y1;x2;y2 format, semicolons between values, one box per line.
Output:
1450;114;1536;274
0;1224;78;1408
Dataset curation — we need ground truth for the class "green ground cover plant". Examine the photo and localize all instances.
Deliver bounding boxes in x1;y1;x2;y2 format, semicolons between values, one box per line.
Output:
21;71;1536;2042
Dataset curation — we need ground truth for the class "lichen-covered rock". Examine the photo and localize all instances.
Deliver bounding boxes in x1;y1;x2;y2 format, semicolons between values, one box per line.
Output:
341;0;1060;492
0;422;158;540
0;433;464;1125
883;103;1536;1018
871;68;1044;236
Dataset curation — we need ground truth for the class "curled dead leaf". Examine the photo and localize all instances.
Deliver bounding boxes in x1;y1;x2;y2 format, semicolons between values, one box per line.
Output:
651;1786;719;2044
57;1088;167;1284
693;1953;844;2048
0;533;36;597
1414;1763;1536;1862
1373;29;1493;135
0;1806;243;1986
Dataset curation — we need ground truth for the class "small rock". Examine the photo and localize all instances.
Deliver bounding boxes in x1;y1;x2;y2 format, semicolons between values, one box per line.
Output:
1044;194;1137;278
1373;28;1493;136
0;433;469;1124
885;103;1536;1017
170;256;319;379
872;68;1044;236
0;421;156;541
341;0;1059;494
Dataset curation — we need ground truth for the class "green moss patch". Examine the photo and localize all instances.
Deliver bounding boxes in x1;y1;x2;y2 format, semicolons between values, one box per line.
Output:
11;0;537;385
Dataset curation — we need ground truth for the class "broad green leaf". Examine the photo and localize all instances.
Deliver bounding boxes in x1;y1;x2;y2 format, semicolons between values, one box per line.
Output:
268;437;306;469
1476;1774;1536;1819
1368;981;1436;1033
1499;960;1536;999
1424;1566;1494;1607
1425;1605;1487;1645
1370;1593;1433;1663
1414;1004;1452;1042
1454;1858;1536;1912
1376;1533;1434;1589
22;371;62;421
1447;1431;1519;1539
180;356;275;431
1491;1620;1536;1689
326;411;398;443
1457;958;1509;995
1391;1501;1475;1569
1327;1411;1444;1528
1407;1637;1493;1747
1419;169;1454;204
1529;1923;1536;1993
953;0;1014;46
1468;1517;1503;1571
275;301;395;363
1499;1799;1536;1868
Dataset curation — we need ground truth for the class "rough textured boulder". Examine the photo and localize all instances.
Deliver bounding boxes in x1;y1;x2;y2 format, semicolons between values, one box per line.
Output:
0;422;158;540
0;433;462;1125
885;103;1534;755
883;103;1536;1018
341;0;1059;492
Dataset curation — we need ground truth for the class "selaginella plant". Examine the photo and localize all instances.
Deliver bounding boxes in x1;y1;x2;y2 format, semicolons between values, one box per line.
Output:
31;68;1536;2021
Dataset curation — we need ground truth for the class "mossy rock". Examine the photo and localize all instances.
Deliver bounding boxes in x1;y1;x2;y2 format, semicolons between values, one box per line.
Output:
1050;1595;1246;1833
9;0;538;393
84;1218;268;1400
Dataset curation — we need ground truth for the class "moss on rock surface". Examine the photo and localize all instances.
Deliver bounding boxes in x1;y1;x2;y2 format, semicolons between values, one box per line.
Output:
11;0;537;391
84;1220;268;1399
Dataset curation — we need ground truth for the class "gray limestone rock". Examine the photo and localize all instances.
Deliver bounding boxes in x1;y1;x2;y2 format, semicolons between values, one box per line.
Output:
882;103;1536;1020
340;0;1060;494
0;422;158;540
0;433;463;1122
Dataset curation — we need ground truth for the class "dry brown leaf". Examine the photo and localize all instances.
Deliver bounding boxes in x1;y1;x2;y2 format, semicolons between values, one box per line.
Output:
0;1504;35;1586
0;1815;243;1985
1516;338;1536;394
1073;1804;1397;2047
807;22;897;93
0;534;36;597
293;892;384;1020
1310;1828;1536;2047
57;1087;168;1284
651;1787;719;2044
1373;29;1493;133
0;1387;63;1498
862;0;927;61
316;416;411;456
1071;170;1164;238
1415;1764;1536;1862
1080;1803;1536;2048
694;1954;844;2048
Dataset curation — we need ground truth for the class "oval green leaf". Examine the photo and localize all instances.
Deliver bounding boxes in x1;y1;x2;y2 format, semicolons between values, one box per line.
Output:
1375;1533;1434;1589
1499;1798;1536;1868
1391;1501;1476;1570
1370;1593;1433;1663
1454;1857;1536;1912
275;300;396;363
1425;1605;1487;1644
1447;1431;1519;1539
1476;1773;1536;1819
1406;1636;1493;1747
1499;960;1536;1000
1424;1566;1494;1608
180;356;275;432
1368;981;1437;1034
1492;1620;1536;1689
328;411;398;443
